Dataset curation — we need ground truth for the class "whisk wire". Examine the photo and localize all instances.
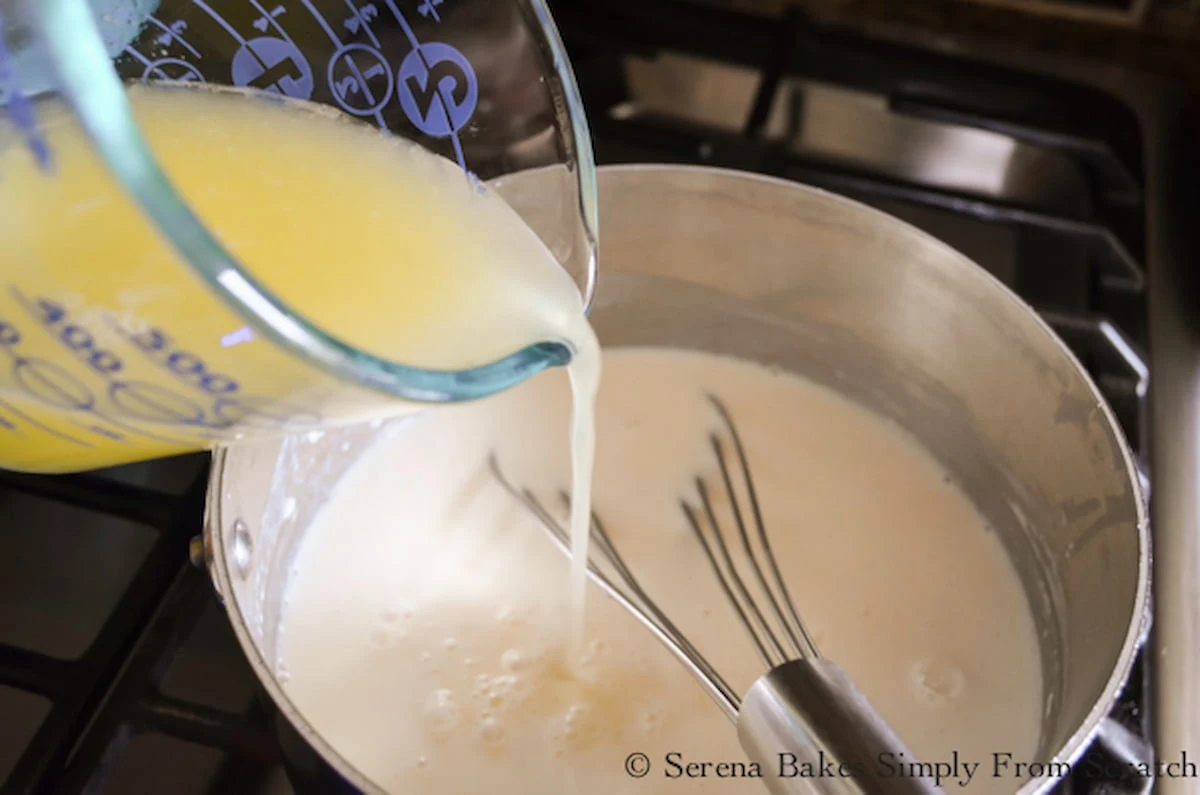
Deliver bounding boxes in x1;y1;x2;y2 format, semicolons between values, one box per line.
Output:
581;503;739;707
546;488;741;711
688;476;788;666
488;394;824;721
491;401;941;795
707;396;821;661
487;456;741;716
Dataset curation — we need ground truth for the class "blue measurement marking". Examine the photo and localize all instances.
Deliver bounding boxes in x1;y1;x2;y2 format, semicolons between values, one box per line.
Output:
213;394;323;430
129;40;206;83
446;105;466;166
193;0;250;46
296;0;340;42
123;45;152;66
0;19;52;174
396;42;472;159
151;58;206;83
109;322;238;396
76;422;126;442
10;357;94;410
328;44;392;122
466;170;486;194
106;317;323;435
235;39;313;97
231;38;312;97
384;0;477;171
417;0;443;21
0;322;93;446
0;395;93;447
8;288;209;447
99;407;204;446
191;0;310;98
382;0;420;49
147;17;202;58
248;0;297;47
251;3;287;32
301;0;389;128
235;0;314;98
342;1;383;47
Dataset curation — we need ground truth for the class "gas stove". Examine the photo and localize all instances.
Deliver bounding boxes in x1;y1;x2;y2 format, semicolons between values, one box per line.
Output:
0;1;1193;792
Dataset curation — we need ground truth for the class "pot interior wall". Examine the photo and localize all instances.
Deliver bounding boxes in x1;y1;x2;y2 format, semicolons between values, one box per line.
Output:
575;168;1144;764
212;165;1146;793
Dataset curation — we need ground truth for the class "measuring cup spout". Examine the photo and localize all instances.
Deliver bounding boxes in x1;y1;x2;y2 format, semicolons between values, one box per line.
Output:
0;0;598;473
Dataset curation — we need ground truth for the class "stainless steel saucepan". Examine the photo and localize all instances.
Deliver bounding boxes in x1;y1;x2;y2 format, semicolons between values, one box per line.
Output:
200;164;1149;794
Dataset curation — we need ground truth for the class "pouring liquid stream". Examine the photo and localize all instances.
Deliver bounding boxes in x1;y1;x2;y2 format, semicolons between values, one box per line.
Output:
565;350;600;666
0;79;603;672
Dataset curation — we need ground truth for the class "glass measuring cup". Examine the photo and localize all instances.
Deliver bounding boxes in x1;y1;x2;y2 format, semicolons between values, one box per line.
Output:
0;0;598;474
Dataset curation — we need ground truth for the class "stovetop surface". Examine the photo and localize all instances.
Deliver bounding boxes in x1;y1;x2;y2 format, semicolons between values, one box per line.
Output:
0;0;1173;791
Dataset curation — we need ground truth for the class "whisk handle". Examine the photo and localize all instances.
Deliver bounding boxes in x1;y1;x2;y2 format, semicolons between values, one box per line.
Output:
737;658;948;795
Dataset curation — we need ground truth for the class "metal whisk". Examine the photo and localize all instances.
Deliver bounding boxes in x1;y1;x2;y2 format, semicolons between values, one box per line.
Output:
489;395;944;795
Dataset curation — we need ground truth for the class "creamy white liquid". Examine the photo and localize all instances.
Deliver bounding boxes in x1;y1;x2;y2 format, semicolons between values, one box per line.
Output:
278;348;1043;795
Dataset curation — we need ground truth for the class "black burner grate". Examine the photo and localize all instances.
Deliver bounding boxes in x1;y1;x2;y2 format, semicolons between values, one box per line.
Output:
0;461;285;795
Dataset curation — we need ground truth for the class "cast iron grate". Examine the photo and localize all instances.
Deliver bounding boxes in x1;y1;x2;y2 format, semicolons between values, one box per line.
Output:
0;462;284;795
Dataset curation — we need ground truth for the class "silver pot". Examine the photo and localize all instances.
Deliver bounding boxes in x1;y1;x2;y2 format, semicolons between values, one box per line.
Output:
202;164;1149;794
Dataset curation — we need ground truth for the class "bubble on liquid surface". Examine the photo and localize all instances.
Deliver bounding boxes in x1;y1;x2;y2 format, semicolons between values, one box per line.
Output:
444;637;458;651
472;673;524;709
545;700;603;749
477;716;504;745
424;689;460;733
639;710;660;734
368;628;399;649
578;638;607;667
563;702;593;740
500;648;526;672
496;606;523;626
910;658;966;706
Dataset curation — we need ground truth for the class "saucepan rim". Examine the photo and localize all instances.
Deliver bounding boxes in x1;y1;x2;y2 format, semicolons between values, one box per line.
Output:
203;162;1151;795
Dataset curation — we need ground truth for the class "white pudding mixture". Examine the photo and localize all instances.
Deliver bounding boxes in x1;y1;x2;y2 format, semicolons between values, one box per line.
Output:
278;347;1043;794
